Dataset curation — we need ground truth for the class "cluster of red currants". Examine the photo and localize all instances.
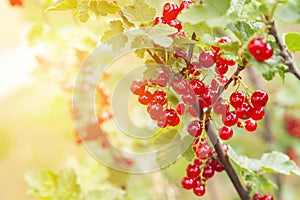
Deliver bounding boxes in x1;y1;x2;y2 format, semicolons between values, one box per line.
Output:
252;193;274;200
154;0;194;35
217;89;269;140
181;138;228;196
284;114;300;138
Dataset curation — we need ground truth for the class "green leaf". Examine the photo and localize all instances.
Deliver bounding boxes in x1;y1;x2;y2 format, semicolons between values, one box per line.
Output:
245;174;278;193
227;0;246;18
46;0;77;11
147;24;177;48
285;32;300;52
89;0;120;16
183;22;212;38
131;34;154;58
75;0;90;23
122;0;156;23
182;144;195;162
179;0;231;24
143;64;161;80
228;20;263;42
102;20;128;51
274;0;300;23
151;129;179;150
25;169;80;200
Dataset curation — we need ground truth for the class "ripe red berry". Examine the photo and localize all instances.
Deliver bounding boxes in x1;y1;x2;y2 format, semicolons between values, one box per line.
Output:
193;184;206;196
189;62;201;76
172;79;189;95
130;79;147;95
251;106;265;120
149;72;169;87
245;119;257;132
222;111;238;126
165;109;180;126
148;103;164;120
202;88;217;105
193;158;202;166
215;63;228;75
213;99;229;115
186;163;201;178
176;102;186;115
199;50;216;68
9;0;23;6
219;126;233;140
196;141;212;159
218;37;232;44
188;105;198;117
252;193;262;200
181;176;194;190
261;194;274;200
202;165;215;179
162;2;180;21
138;91;152;105
180;0;194;11
154;16;167;25
190;79;205;95
251;90;268;107
230;91;246;108
174;49;187;59
236;102;252;120
182;92;197;104
152;90;167;105
248;37;273;61
187;120;203;137
168;19;183;32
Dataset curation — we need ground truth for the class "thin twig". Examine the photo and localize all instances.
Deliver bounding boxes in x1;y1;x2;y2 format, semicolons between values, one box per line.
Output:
266;18;300;81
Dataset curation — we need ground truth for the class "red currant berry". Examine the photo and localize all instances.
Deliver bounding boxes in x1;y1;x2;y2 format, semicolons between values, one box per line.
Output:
236;102;252;120
248;37;273;61
149;72;169;87
130;79;147;95
199;50;216;68
157;119;168;128
261;194;274;200
230;91;246;108
202;88;217;105
215;63;228;75
181;176;194;190
162;2;180;21
193;184;206;196
222;110;238;126
196;142;212;159
152;90;167;105
180;0;194;11
251;90;268;107
213;99;229;115
168;19;183;32
218;37;232;43
252;193;262;200
182;92;197;104
251;106;265;120
186;163;201;178
189;62;201;76
174;49;187;59
202;165;215;179
176;102;186;115
245;119;257;132
148;103;164;120
154;16;166;25
138;91;152;105
190;79;205;95
187;120;203;137
217;54;236;66
214;161;224;172
219;126;233;140
193;158;202;166
172;79;189;95
165;109;180;126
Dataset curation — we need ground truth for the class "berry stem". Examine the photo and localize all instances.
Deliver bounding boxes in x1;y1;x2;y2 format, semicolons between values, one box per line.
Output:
205;124;250;200
266;17;300;81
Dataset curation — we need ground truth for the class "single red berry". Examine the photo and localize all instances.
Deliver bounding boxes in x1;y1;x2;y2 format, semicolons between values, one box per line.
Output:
251;90;268;107
189;62;201;76
172;79;189;95
199;50;216;68
215;63;228;75
219;126;233;140
190;79;205;95
181;176;194;190
180;0;194;11
202;88;217;105
193;158;202;166
157;118;168;128
202;165;215;179
165;109;180;126
138;91;152;105
214;161;224;172
261;194;274;200
218;37;232;43
168;19;182;32
251;106;265;120
217;54;236;66
130;79;147;95
176;102;186;115
187;120;203;137
9;0;23;6
218;76;228;84
186;163;201;178
154;16;167;25
236;102;252;120
196;141;212;159
162;2;180;21
252;193;262;200
174;49;187;59
152;90;167;105
148;103;164;120
248;37;273;61
230;91;246;108
222;110;238;126
149;72;169;87
193;184;206;196
213;99;229;115
182;92;197;104
245;119;257;132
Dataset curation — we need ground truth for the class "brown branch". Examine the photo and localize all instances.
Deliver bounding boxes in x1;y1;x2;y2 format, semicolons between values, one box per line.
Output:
267;18;300;81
